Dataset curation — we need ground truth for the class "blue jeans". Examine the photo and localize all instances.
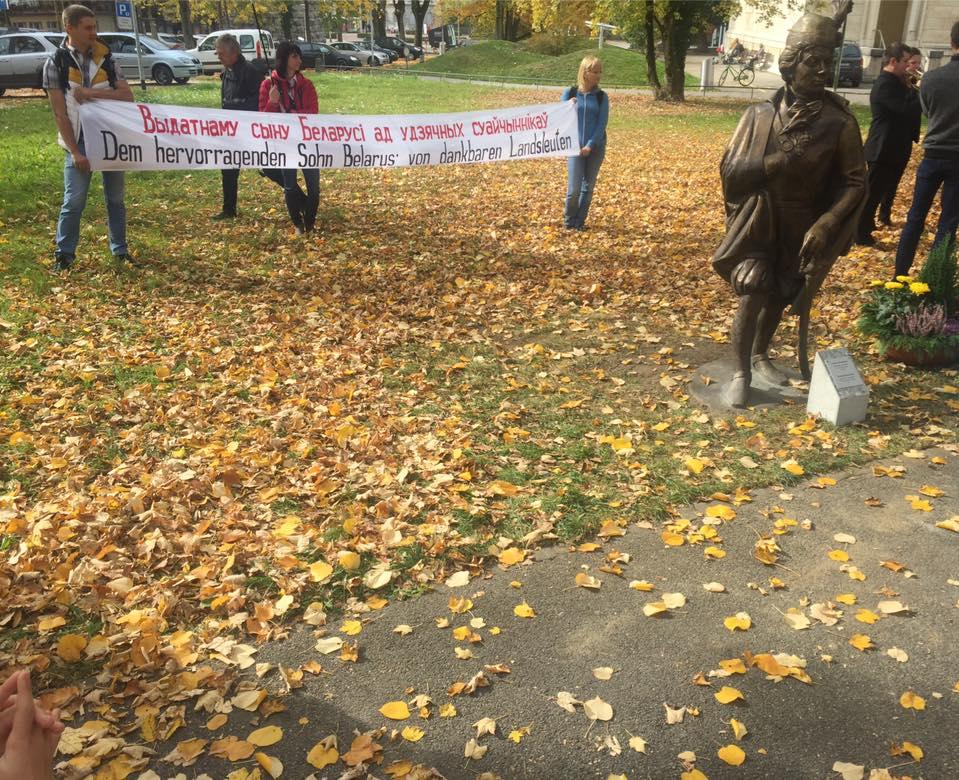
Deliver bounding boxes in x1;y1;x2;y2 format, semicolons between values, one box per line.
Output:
281;167;320;229
894;156;959;277
565;146;606;228
56;140;127;259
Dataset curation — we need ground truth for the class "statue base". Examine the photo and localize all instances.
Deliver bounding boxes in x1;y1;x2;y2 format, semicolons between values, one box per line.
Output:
690;358;808;412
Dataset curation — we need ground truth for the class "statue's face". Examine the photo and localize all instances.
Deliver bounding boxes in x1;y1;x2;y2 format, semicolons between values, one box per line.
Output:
793;46;833;98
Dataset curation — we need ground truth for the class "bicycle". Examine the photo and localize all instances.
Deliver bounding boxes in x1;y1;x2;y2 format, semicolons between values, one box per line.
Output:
717;55;756;87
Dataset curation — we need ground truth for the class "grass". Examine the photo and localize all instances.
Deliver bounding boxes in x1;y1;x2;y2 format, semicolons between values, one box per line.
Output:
2;72;955;662
412;40;698;88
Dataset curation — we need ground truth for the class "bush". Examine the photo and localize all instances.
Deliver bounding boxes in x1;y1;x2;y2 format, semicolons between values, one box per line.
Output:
917;237;957;316
522;33;591;57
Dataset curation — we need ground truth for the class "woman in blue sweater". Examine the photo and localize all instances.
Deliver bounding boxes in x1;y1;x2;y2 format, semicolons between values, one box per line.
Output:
561;55;609;230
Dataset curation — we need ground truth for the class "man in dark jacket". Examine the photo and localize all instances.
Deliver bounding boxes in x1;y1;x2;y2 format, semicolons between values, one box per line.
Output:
856;42;921;245
894;21;959;276
213;33;264;220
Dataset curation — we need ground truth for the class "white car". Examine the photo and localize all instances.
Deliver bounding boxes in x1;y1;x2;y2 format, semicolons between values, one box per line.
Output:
332;41;387;66
97;32;200;85
0;31;63;95
188;28;276;75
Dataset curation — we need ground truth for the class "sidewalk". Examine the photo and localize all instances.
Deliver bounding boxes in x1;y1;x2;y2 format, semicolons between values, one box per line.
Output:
147;448;959;778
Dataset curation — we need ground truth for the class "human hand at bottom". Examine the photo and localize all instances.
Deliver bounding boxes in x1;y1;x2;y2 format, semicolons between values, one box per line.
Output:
0;671;63;780
580;146;591;157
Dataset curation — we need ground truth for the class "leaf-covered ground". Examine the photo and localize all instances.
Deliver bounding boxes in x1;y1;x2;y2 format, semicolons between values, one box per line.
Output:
1;74;957;777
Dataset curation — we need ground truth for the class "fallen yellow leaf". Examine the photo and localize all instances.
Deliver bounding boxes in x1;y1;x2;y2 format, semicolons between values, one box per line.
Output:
247;725;283;747
718;743;746;765
724;612;751;631
714;686;745;704
498;547;525;566
899;691;926;711
379;701;411;720
731;718;748;740
849;634;875;651
513;602;536;618
401;726;425;742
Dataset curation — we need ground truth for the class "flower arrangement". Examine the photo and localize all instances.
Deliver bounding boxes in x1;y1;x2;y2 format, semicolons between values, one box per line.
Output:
858;239;959;362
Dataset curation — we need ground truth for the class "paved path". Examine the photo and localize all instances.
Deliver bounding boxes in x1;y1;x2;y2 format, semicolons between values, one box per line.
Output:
156;448;959;779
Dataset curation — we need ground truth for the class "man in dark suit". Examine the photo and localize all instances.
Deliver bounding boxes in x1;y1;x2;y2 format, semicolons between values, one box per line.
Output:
856;42;922;246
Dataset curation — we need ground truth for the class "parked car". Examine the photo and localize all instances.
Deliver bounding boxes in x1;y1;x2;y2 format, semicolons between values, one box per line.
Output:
188;28;276;75
835;41;863;87
0;31;64;95
156;33;184;50
297;41;361;70
375;36;423;59
97;32;200;85
372;43;398;62
331;41;387;66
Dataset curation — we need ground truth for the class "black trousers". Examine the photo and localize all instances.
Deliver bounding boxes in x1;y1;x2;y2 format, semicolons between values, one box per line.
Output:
220;168;240;216
859;157;910;235
220;168;284;216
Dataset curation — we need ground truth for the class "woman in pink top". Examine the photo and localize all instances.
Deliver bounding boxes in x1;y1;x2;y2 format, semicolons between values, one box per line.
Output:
259;41;320;234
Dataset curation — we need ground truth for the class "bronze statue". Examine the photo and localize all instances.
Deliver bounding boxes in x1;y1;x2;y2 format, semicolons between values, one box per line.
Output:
712;2;867;408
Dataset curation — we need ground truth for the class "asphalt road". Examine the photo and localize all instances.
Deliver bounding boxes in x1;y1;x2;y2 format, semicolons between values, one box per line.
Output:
156;447;959;779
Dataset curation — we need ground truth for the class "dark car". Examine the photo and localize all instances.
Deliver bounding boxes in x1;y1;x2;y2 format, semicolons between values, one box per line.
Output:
298;41;361;70
375;36;423;59
835;42;863;87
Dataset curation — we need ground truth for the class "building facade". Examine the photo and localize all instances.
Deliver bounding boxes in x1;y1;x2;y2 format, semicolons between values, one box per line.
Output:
726;0;957;80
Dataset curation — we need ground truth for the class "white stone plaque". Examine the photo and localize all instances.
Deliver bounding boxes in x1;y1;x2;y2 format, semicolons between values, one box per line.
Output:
806;348;869;425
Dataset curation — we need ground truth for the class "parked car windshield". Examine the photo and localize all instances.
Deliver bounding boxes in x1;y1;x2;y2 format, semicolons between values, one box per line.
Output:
138;35;172;50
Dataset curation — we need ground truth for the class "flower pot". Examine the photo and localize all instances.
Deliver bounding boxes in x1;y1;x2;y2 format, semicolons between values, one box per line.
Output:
881;343;959;367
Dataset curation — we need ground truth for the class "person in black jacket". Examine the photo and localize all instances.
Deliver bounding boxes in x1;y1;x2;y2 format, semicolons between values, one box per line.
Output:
213;34;265;220
856;42;922;245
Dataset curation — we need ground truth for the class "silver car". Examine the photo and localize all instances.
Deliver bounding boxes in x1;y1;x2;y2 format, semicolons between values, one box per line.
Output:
0;32;63;95
332;41;388;66
97;33;200;85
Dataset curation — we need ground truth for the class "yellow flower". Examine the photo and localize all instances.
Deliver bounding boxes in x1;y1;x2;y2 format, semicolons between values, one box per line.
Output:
869;280;884;287
884;281;904;290
895;275;913;282
909;281;931;295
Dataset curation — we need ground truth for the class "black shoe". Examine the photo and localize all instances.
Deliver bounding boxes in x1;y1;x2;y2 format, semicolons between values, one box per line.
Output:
115;253;142;268
855;233;876;247
53;255;75;272
878;215;893;227
212;211;236;221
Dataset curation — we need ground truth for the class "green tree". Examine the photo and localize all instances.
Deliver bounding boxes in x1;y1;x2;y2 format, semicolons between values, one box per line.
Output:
599;0;789;102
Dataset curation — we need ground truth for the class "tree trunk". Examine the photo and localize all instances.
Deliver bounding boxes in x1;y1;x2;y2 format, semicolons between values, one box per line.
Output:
643;0;663;98
304;0;312;42
495;1;524;41
657;2;692;102
393;0;406;40
178;1;192;46
372;0;387;39
411;0;429;49
281;7;294;41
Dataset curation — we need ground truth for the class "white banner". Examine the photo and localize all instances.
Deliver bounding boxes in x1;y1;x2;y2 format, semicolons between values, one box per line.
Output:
79;100;579;172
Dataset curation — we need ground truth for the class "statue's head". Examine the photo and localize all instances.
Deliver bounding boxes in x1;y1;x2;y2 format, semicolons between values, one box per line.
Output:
778;5;849;98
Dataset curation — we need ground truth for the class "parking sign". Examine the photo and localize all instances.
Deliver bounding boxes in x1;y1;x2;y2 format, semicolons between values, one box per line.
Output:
115;2;133;31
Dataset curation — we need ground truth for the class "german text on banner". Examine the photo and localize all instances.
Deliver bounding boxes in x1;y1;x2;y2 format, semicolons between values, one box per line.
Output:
79;101;578;172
